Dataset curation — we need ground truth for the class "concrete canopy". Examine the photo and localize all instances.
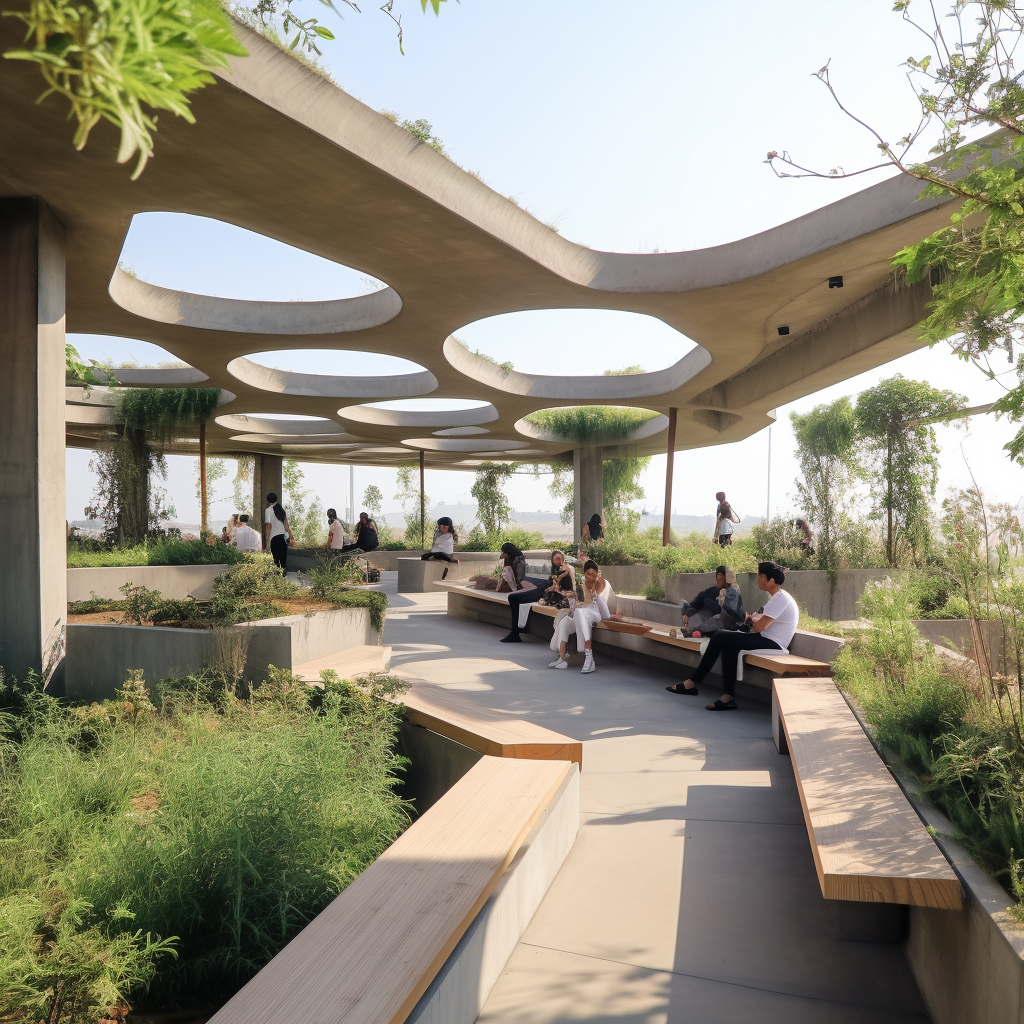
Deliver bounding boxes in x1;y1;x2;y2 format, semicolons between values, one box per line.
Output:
1;22;957;468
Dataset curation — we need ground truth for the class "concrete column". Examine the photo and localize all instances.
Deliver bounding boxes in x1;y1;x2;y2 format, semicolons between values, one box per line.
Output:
0;199;66;680
253;454;283;528
573;446;603;542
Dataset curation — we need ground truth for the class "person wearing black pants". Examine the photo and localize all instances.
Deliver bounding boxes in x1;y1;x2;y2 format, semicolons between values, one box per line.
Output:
263;492;295;575
666;561;799;710
498;543;542;643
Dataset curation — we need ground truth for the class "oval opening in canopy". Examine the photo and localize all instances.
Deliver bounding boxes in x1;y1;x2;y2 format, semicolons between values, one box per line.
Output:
119;213;388;301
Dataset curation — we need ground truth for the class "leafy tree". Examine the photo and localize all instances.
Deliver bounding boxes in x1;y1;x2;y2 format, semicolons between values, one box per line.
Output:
282;458;325;546
767;2;1024;461
394;465;427;546
232;455;254;511
471;463;513;534
855;375;966;565
5;0;449;175
790;397;859;579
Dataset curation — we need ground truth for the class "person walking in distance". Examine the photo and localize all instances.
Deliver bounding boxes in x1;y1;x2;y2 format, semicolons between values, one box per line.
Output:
264;492;294;574
713;491;740;547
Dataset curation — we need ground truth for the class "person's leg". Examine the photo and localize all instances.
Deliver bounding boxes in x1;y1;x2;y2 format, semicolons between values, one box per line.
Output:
502;585;537;642
420;551;432;560
551;614;574;666
575;607;600;671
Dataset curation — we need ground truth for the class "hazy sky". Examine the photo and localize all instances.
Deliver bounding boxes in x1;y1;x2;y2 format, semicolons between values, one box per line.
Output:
66;0;1024;526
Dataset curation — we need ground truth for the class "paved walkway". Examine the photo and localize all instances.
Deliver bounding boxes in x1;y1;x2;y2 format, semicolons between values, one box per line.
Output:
382;584;930;1024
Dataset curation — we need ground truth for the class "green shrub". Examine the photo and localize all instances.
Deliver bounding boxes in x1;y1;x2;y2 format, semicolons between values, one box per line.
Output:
147;539;243;566
0;668;410;1011
459;527;545;552
66;539;243;568
640;582;666;602
149;596;289;629
211;555;299;601
67;597;127;615
330;590;389;634
119;581;162;624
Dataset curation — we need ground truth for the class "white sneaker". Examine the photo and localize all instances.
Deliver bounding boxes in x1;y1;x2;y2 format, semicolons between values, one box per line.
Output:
582;653;596;674
549;657;563;667
550;658;568;669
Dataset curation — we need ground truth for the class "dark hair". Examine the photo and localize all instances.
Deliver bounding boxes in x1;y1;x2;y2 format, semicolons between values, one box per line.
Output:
327;508;337;523
239;515;249;523
266;493;286;524
586;514;603;539
715;491;726;502
582;559;599;573
758;561;786;585
359;512;370;522
715;565;728;576
437;516;453;528
500;542;523;563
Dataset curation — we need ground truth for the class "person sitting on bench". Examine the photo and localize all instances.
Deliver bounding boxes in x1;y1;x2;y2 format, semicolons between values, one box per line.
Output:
340;512;379;553
501;543;546;643
665;561;798;711
421;517;460;577
549;560;613;673
680;565;745;635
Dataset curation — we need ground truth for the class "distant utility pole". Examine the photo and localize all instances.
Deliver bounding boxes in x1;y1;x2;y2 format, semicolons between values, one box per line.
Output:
349;465;355;525
765;426;772;525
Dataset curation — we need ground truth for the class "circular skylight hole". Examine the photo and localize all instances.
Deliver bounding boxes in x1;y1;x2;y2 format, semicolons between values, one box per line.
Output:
68;334;193;369
452;309;696;376
364;399;492;412
247;350;425;376
119;213;387;301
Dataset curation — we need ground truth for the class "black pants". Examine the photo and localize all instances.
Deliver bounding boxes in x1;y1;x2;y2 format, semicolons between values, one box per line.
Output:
421;551;456;562
506;577;546;635
690;630;782;695
270;534;288;572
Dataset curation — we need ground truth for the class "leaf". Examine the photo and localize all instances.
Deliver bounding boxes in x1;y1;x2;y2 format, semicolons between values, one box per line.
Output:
314;25;334;38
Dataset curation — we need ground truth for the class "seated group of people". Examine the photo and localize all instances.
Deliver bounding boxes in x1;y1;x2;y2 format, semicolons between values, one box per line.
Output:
490;546;798;711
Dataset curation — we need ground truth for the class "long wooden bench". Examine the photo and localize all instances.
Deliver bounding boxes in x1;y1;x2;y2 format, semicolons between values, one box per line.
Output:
773;677;961;911
207;755;574;1024
388;681;583;767
435;581;842;696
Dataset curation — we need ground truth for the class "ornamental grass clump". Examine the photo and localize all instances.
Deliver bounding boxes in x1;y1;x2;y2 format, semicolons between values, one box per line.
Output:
0;666;411;1018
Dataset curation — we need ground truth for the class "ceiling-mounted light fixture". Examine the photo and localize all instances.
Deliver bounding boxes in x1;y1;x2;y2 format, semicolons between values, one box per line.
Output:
777;325;790;336
828;276;844;288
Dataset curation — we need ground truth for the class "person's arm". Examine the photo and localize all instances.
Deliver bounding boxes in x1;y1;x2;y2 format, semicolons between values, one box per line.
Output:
264;516;271;548
286;519;295;546
747;613;775;633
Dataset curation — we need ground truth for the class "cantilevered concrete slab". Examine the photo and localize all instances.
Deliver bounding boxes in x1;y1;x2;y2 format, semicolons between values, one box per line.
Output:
0;20;958;469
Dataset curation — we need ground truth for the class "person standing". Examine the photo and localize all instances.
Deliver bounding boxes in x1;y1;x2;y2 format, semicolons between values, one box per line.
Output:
325;509;346;550
713;492;740;547
232;514;262;552
264;492;294;574
665;561;799;710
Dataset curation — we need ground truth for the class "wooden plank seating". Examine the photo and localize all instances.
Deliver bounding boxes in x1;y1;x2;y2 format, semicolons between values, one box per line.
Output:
774;677;961;910
743;651;832;675
388;681;583;766
293;644;392;683
207;755;574;1024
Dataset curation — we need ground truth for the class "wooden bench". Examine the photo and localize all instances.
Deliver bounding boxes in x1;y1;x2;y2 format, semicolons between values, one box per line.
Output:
773;677;961;911
293;644;392;682
435;582;844;697
388;681;582;767
207;755;574;1024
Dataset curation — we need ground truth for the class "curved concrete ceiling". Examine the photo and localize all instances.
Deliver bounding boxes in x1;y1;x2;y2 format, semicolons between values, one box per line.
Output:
0;19;961;467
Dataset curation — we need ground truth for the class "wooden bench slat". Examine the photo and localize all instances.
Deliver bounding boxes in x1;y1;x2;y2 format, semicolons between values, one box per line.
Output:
391;683;582;766
207;756;573;1024
775;678;961;910
745;652;831;675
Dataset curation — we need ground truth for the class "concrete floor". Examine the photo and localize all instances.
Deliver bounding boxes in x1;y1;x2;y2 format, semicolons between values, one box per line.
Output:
381;582;930;1024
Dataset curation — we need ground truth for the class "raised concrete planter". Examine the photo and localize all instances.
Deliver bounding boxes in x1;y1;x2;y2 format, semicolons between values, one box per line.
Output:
66;607;377;702
663;568;889;621
912;619;1007;672
397;557;483;592
407;766;579;1024
598;563;653;595
67;563;231;602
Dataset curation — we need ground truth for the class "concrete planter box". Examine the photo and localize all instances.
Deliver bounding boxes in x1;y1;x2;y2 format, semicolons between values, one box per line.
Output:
663;568;889;621
397;557;488;592
599;563;653;595
912;619;1007;672
67;563;231;602
289;549;508;572
65;606;377;702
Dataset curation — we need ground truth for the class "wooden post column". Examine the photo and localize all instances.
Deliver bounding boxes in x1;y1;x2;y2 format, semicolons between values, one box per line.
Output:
662;407;677;546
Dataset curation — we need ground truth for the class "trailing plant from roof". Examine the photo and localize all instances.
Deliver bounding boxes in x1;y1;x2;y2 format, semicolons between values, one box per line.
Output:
115;387;220;439
524;406;659;445
3;0;246;178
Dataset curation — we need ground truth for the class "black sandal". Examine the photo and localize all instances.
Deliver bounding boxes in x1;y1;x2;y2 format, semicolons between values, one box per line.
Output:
666;683;699;696
705;699;738;711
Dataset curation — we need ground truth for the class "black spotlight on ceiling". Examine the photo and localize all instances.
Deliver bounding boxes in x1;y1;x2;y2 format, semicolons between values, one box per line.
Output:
777;325;790;336
828;275;844;289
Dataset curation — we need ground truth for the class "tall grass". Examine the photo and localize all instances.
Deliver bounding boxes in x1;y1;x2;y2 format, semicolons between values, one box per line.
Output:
67;539;243;568
0;669;410;1017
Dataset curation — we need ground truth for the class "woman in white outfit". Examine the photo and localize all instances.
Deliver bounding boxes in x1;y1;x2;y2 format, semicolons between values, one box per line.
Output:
550;559;613;673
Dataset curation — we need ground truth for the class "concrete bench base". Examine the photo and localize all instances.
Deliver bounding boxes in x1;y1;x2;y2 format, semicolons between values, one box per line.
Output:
398;557;483;592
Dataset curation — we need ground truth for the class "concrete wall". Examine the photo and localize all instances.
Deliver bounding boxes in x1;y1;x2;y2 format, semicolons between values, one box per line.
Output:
397;558;481;592
67;564;230;602
289;548;504;572
663;569;889;621
599;564;654;596
399;722;483;815
407;766;580;1024
65;607;376;702
912;619;1007;673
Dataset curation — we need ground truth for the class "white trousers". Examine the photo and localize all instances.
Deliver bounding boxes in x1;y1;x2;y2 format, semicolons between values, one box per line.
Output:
573;604;603;644
552;610;577;651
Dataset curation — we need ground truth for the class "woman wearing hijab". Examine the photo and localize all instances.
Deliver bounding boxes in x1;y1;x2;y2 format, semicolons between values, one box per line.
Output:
421;517;460;578
500;542;544;643
263;492;295;574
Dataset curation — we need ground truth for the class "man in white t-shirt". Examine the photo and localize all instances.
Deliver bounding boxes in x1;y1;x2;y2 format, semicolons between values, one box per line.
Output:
232;515;262;553
665;561;799;711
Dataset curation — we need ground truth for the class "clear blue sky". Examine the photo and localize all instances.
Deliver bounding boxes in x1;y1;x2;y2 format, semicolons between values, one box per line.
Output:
67;0;1024;526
